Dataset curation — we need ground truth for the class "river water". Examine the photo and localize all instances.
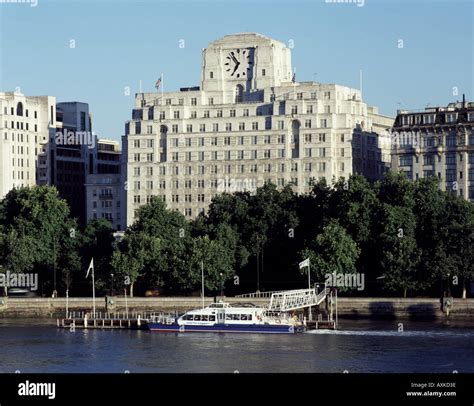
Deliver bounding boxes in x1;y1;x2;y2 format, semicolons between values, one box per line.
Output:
0;319;473;373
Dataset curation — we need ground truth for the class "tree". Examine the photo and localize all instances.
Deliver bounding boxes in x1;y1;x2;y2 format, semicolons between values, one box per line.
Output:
442;195;474;298
124;197;193;292
376;204;422;297
111;232;161;297
188;235;235;292
0;186;74;295
299;221;360;289
330;175;378;245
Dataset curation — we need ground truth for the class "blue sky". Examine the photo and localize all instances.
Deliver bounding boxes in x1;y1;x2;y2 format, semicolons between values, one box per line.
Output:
0;0;472;141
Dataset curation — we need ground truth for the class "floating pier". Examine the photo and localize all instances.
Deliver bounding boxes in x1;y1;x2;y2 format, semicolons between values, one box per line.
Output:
56;312;159;330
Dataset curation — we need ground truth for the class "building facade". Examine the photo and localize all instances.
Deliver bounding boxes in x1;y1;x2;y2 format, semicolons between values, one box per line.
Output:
0;91;56;198
50;102;93;224
85;139;124;230
124;33;392;225
391;98;474;201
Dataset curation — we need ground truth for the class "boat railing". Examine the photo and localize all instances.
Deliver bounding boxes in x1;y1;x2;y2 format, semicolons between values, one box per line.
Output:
235;290;282;299
64;311;167;321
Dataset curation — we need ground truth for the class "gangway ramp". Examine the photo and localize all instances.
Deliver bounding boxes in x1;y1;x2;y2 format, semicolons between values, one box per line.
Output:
268;288;329;312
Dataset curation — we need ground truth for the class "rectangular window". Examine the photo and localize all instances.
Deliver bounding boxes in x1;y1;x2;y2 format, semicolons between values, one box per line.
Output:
399;155;413;166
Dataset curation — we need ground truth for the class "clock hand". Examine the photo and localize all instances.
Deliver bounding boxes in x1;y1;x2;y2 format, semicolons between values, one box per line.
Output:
231;62;240;76
231;54;239;65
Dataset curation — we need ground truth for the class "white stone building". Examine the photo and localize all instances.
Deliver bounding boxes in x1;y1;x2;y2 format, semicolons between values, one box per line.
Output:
391;97;474;200
0;91;56;198
123;33;392;225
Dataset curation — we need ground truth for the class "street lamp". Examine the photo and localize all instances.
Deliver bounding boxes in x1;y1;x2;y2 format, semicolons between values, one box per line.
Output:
219;272;224;297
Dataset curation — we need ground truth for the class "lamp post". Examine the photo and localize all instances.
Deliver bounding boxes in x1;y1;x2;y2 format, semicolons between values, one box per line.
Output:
219;272;224;297
52;238;58;298
111;273;114;297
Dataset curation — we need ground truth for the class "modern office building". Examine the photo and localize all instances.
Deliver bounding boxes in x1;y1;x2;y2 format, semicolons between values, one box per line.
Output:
85;138;124;230
50;102;93;224
391;96;474;201
123;33;393;225
0;91;56;198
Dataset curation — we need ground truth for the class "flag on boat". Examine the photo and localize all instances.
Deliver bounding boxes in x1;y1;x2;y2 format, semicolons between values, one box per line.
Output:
299;258;309;269
85;258;94;278
155;76;162;90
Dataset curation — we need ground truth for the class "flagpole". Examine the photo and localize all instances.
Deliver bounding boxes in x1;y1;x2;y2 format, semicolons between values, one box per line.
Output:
201;261;204;309
293;68;296;100
66;289;69;319
92;258;96;318
161;73;164;106
308;259;312;322
124;287;128;318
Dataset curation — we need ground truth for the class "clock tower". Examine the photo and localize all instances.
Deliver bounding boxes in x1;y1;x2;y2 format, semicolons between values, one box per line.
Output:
201;33;292;103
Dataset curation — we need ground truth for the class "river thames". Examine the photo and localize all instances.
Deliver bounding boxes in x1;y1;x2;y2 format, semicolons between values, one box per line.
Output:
0;319;473;373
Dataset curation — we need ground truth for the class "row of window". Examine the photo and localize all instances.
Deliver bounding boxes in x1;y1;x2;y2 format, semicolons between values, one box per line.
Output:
132;147;341;163
400;152;474;166
144;91;331;108
397;134;474;147
132;119;335;135
401;112;474;125
10;169;31;180
3;121;39;132
131;133;346;149
131;160;341;177
403;169;474;182
2;104;38;119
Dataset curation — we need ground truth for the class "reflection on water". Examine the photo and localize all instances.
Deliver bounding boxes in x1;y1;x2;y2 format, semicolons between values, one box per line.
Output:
0;319;473;373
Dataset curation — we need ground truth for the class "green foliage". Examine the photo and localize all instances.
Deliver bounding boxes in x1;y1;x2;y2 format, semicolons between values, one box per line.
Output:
1;172;474;298
300;220;360;285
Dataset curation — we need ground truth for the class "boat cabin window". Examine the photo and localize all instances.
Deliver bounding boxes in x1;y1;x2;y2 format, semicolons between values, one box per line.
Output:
241;314;248;321
209;315;216;321
193;315;201;321
202;315;209;321
232;314;240;321
183;314;193;320
225;314;232;321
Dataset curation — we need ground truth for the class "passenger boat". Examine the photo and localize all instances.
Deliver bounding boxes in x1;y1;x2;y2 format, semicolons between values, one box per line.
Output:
147;302;304;334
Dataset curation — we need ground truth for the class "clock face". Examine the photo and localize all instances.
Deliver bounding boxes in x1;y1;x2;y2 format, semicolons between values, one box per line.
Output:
225;48;253;79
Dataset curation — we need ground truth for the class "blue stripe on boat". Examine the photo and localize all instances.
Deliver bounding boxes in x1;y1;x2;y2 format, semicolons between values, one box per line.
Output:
147;323;303;334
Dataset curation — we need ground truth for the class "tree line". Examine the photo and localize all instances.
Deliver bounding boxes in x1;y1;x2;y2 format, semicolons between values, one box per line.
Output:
0;172;472;298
